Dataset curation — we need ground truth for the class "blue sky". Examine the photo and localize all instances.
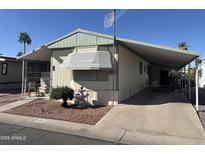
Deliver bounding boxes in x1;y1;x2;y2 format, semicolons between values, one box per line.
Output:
0;9;205;57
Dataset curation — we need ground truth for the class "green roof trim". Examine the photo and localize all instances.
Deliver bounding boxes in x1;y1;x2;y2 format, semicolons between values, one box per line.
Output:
47;29;114;49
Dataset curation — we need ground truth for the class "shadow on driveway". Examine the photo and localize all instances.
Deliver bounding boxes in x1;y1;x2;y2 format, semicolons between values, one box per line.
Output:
121;88;189;105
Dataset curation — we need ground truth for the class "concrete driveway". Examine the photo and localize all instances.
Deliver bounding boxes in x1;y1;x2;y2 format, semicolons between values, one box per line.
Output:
97;89;205;139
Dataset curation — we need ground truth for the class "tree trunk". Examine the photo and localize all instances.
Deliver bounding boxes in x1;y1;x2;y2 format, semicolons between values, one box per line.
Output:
23;42;26;54
22;42;26;95
62;99;68;107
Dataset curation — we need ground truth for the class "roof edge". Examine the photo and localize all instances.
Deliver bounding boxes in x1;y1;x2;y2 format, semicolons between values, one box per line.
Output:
0;55;17;60
19;28;200;59
118;37;199;57
45;28;199;57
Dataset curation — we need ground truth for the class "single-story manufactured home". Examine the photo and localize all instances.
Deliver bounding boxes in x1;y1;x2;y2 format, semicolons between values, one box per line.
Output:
19;29;199;105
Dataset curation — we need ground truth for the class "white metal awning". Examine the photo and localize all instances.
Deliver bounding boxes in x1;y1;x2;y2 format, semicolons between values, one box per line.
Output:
61;51;112;70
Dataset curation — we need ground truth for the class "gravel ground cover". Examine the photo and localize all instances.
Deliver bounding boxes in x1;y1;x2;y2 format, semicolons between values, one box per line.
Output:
4;99;112;125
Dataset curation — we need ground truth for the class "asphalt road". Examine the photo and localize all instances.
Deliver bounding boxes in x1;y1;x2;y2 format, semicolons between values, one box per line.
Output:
0;123;115;145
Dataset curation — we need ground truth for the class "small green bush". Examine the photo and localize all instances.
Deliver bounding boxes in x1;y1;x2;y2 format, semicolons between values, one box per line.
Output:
50;86;74;107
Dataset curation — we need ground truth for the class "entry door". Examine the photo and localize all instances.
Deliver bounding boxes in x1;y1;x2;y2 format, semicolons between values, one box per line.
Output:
160;71;168;86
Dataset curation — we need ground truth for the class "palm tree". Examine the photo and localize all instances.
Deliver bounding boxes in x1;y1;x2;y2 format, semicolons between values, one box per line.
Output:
177;42;190;74
18;32;31;95
18;32;32;54
177;42;189;51
16;51;23;57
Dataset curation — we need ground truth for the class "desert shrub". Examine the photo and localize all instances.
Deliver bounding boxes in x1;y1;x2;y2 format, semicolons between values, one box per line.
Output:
50;86;74;107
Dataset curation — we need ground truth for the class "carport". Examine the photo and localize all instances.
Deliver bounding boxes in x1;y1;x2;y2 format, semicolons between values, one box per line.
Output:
117;38;200;110
97;38;203;137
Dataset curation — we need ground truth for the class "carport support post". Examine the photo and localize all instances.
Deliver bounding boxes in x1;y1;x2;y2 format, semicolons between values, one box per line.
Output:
188;77;191;100
21;60;25;96
24;60;27;94
195;59;199;111
180;71;182;92
181;78;184;92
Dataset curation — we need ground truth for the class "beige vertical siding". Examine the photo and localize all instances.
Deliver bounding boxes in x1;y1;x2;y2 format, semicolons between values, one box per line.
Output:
70;74;117;105
118;45;149;101
71;46;117;105
51;45;151;104
51;48;74;87
51;46;118;105
51;47;97;87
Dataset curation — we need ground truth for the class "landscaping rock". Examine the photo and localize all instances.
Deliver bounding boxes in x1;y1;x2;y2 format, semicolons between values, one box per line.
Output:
76;101;87;109
3;99;112;125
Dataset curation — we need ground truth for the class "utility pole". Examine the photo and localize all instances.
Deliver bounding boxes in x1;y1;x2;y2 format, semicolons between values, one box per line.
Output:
104;9;126;105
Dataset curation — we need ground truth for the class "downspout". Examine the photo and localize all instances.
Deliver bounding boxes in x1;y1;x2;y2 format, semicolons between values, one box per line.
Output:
50;50;53;92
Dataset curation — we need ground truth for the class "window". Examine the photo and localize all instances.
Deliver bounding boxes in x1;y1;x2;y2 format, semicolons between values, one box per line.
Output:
2;63;8;75
144;65;146;73
73;70;109;81
139;61;143;74
97;71;109;81
52;66;55;71
98;45;114;53
147;65;150;75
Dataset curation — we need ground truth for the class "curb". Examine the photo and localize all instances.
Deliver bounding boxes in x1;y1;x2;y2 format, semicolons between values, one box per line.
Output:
1;97;205;144
1;112;205;144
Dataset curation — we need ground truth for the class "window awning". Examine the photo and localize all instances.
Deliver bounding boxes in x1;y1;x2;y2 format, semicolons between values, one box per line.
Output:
61;51;112;70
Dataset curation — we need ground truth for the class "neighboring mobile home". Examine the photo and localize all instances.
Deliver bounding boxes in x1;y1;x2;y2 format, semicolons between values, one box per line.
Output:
19;29;199;105
0;55;22;92
0;55;50;93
